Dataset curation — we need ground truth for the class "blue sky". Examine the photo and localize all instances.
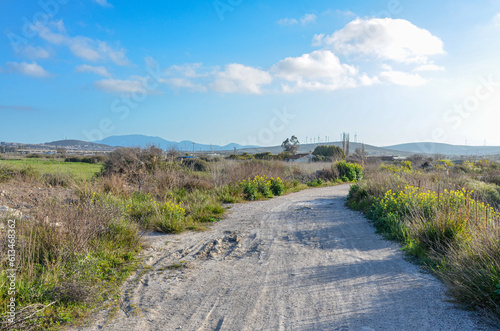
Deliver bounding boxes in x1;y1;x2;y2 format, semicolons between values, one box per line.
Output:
1;0;500;147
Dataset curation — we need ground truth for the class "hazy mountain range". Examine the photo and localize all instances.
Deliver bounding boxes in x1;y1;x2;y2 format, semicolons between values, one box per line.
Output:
39;135;500;157
92;134;258;152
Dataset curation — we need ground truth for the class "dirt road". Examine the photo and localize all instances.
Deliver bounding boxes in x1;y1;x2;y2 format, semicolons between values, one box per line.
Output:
75;185;492;330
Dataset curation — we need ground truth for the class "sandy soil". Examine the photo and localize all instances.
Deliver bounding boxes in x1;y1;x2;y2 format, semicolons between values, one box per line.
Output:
72;185;494;331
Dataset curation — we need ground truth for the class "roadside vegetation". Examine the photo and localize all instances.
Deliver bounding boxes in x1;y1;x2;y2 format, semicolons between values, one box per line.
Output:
0;146;359;329
347;157;500;318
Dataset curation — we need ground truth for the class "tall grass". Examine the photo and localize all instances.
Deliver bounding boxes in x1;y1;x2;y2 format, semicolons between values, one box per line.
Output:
348;160;500;317
0;197;140;329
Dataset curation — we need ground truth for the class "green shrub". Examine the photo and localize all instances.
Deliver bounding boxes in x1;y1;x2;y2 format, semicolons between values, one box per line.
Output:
307;178;324;187
270;177;285;196
336;161;363;181
239;175;286;200
240;178;258;200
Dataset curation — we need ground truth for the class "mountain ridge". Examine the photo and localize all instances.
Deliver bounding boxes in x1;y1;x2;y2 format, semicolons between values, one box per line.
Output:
93;134;258;152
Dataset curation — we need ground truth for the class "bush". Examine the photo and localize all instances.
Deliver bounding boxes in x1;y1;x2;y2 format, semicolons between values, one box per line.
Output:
65;155;105;164
270;177;285;196
240;178;258;200
181;158;209;172
312;145;345;161
239;175;286;200
336;161;363;181
307;178;324;187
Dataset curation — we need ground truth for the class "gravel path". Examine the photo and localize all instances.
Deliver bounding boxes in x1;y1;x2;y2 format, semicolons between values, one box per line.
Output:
73;185;493;331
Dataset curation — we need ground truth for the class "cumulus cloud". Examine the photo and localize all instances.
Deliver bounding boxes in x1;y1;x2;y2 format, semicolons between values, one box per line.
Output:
300;14;317;25
34;20;129;65
166;63;208;78
493;13;500;27
314;18;445;64
278;18;298;26
278;13;316;26
210;64;272;94
4;61;50;78
75;64;111;77
335;9;355;17
272;50;370;92
95;0;113;8
20;46;50;59
94;78;146;93
163;78;207;92
379;70;427;86
413;64;445;72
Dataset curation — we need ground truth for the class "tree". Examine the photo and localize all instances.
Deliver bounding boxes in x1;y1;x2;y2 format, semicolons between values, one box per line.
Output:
281;136;300;155
312;145;345;162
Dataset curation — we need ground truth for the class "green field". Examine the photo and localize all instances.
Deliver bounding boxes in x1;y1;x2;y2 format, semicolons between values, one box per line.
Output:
0;158;103;182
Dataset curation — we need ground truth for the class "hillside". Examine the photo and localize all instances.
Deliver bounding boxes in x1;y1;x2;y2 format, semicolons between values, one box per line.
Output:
45;140;111;148
93;135;258;151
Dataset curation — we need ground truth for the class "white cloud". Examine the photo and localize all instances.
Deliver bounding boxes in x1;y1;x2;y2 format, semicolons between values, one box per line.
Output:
95;0;113;8
379;70;427;86
210;64;272;94
5;61;50;78
413;64;445;72
75;64;111;77
272;50;367;92
314;18;445;64
36;20;66;44
20;46;50;59
164;78;207;92
278;13;316;26
300;14;317;25
336;9;355;17
34;20;130;65
95;78;146;93
167;63;208;78
70;36;101;61
493;13;500;27
278;18;298;26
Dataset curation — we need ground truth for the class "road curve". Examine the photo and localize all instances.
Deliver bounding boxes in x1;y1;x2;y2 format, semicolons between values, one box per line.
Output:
73;185;492;331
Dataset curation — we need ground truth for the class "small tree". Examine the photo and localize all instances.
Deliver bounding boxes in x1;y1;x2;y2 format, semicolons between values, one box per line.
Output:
281;136;300;155
312;145;345;162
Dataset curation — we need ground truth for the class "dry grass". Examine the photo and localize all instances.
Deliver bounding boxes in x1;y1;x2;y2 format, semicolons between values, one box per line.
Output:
347;160;500;319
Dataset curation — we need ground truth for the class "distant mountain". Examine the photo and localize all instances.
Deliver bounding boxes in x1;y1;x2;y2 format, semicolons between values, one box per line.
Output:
93;134;258;152
383;142;500;156
46;139;111;148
